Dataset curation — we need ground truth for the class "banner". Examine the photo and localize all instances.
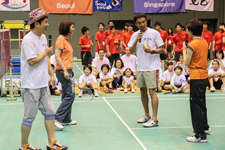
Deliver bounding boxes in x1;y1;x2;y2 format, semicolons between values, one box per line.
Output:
39;0;93;14
133;0;185;14
0;0;30;11
185;0;214;12
93;0;122;11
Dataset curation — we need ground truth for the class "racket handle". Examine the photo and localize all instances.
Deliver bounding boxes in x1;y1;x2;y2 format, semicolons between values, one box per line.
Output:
61;71;71;80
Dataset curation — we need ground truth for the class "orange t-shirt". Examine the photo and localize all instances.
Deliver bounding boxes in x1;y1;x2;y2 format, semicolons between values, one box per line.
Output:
201;30;213;46
95;31;106;52
213;31;223;50
121;32;133;52
55;35;73;70
105;29;119;39
119;30;127;40
173;32;189;52
106;35;120;54
187;39;208;79
159;30;168;46
79;35;92;52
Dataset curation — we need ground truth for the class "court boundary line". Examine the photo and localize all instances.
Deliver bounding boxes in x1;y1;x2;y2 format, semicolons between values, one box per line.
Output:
103;97;147;150
76;64;84;74
1;96;225;106
131;125;225;130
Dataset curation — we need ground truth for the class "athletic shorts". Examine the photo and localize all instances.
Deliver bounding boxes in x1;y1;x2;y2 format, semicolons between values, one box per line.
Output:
174;52;182;62
167;45;173;52
81;51;92;65
160;52;168;60
137;70;158;89
22;87;55;126
108;54;120;63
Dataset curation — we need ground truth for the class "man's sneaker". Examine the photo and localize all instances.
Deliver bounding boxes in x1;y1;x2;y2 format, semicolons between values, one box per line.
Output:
124;88;128;93
143;119;158;127
210;86;216;92
192;128;211;134
186;136;207;143
78;90;83;97
61;120;77;126
131;88;135;93
19;143;41;150
137;115;151;123
95;90;99;97
47;140;68;150
55;120;64;131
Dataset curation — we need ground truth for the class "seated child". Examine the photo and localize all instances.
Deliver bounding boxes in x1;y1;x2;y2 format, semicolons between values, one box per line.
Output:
99;64;114;93
208;59;225;92
48;64;60;96
170;66;189;93
162;62;174;90
78;66;99;97
122;68;135;93
176;53;187;75
111;59;125;89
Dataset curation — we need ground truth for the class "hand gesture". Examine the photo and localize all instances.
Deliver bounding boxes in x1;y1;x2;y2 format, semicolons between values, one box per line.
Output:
51;76;57;88
63;70;70;80
136;32;142;42
45;46;53;55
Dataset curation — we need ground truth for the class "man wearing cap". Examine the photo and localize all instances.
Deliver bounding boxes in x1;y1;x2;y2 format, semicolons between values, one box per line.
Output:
20;8;68;150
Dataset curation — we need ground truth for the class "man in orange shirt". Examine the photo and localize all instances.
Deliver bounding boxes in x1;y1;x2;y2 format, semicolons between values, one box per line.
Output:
120;23;134;56
183;19;209;143
201;21;213;60
221;24;225;56
212;23;225;58
106;26;120;67
173;23;189;62
154;21;168;70
105;20;119;39
79;26;93;67
95;22;106;58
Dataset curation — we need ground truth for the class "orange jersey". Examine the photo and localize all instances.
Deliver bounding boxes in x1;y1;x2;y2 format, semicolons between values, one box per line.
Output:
119;30;127;40
55;35;73;70
213;31;223;50
105;29;119;38
95;31;106;52
173;32;189;52
106;35;120;54
79;35;92;52
201;30;213;46
187;38;208;79
121;32;133;52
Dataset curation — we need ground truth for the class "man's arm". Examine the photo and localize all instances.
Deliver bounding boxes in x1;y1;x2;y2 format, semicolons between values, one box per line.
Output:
129;32;142;54
27;47;53;66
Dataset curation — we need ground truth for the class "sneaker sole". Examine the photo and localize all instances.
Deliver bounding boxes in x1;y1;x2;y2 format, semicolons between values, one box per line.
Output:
143;124;158;128
55;126;64;131
186;139;207;143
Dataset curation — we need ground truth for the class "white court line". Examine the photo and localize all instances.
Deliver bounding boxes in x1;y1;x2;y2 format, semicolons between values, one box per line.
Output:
76;64;84;74
1;96;224;106
103;97;147;150
131;125;225;130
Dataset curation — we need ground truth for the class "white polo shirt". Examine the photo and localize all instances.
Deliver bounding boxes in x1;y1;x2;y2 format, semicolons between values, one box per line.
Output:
21;31;48;89
128;28;164;71
92;57;111;72
121;54;138;73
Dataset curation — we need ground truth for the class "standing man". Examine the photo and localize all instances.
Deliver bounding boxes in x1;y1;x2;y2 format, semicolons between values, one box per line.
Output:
128;13;164;127
173;23;189;62
106;26;120;67
20;8;68;149
120;23;134;56
201;21;213;61
79;26;93;67
95;22;106;58
212;23;225;57
105;20;119;39
154;21;168;70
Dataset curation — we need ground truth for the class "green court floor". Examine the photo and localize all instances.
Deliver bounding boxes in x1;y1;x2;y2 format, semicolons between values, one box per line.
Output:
0;64;224;150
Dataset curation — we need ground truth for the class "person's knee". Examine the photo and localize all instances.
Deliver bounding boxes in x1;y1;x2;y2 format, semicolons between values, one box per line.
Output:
140;88;147;94
149;89;156;96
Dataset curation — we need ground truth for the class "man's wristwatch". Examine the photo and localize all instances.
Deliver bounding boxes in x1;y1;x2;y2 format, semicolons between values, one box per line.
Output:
152;50;155;54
